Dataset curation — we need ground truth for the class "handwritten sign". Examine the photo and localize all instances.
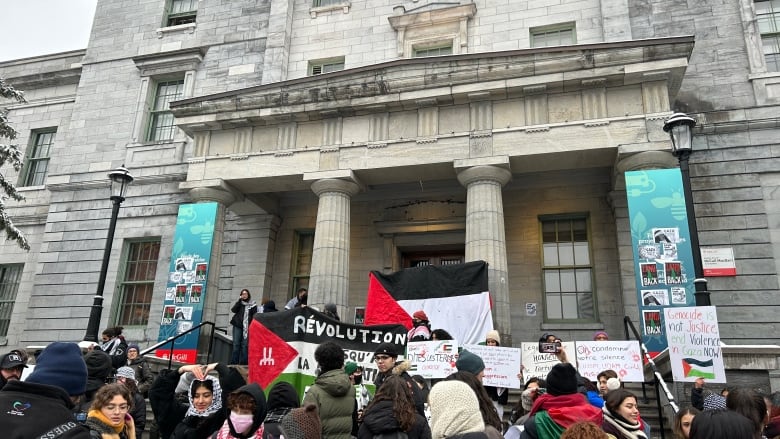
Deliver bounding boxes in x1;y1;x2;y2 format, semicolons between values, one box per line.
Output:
406;340;459;379
664;306;726;383
462;344;522;388
575;341;644;382
520;341;576;380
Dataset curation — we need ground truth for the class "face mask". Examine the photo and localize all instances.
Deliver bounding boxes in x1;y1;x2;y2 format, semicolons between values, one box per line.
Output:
230;412;255;434
353;375;362;385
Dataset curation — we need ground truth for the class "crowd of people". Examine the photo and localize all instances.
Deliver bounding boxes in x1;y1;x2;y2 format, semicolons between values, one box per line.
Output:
0;304;777;439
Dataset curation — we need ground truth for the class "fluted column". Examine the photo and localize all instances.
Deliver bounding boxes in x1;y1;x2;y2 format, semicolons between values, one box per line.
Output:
457;165;512;342
308;178;361;314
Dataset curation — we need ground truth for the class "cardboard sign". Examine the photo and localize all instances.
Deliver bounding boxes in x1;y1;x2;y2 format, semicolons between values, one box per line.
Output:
664;306;726;383
575;341;644;382
405;340;459;379
462;344;522;388
520;341;576;380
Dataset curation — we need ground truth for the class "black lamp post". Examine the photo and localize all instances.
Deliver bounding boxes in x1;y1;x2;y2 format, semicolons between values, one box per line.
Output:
83;165;134;342
663;113;710;306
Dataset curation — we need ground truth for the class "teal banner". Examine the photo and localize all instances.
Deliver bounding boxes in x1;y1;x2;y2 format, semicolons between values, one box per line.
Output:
625;169;695;356
156;202;218;363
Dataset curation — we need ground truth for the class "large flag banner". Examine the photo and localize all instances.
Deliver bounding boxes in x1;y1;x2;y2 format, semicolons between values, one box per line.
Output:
575;341;644;382
625;169;696;357
364;261;493;344
156;202;218;363
520;341;576;380
664;306;726;383
405;340;459;379
248;306;408;396
462;344;522;388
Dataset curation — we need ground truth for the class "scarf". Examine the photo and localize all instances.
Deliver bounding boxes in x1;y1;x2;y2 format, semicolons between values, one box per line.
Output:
185;375;224;418
214;421;264;439
264;407;293;424
85;409;128;438
602;405;647;439
101;337;121;355
241;300;256;339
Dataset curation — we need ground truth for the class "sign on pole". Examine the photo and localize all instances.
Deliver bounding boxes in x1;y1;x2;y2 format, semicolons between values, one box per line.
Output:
664;306;726;383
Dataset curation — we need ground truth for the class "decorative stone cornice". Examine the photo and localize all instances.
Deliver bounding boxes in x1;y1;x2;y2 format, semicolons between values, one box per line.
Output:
46;173;188;192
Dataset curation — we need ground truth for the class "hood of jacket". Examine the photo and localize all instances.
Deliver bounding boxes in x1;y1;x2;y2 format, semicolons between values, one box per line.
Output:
314;368;352;397
267;381;300;411
362;400;402;434
227;383;267;438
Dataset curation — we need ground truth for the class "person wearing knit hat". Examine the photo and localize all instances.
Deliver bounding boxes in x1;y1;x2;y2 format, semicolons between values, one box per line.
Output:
408;310;431;342
455;349;486;381
483;329;508;420
485;330;501;345
281;403;322;439
0;342;91;439
74;349;114;419
519;363;602;439
125;343;153;397
593;331;609;341
345;362;371;414
115;366;146;438
429;380;486;439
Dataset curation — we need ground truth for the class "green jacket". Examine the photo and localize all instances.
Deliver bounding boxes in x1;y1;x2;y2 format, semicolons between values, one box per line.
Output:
303;369;357;439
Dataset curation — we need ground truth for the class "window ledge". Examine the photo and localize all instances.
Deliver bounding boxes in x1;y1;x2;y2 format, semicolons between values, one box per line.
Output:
541;322;604;331
748;71;780;80
17;184;46;192
156;22;197;38
310;2;351;18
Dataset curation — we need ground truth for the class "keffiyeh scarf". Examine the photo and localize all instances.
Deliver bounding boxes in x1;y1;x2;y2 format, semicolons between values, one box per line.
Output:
185;375;224;418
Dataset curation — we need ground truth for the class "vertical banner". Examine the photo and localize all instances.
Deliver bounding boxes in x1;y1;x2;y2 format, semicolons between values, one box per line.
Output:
156;202;218;363
625;169;696;357
664;306;726;383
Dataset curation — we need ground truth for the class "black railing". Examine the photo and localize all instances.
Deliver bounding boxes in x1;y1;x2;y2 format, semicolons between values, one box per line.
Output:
139;321;226;370
624;316;679;439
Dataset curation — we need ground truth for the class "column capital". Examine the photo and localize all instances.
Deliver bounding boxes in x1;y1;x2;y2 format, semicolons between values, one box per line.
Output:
181;179;241;205
311;178;361;197
456;165;512;188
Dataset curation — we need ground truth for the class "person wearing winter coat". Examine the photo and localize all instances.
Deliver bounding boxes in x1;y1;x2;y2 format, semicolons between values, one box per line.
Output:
262;382;300;439
373;342;426;417
230;289;258;365
126;344;153;396
85;383;136;439
212;383;267;439
149;362;246;439
115;367;146;438
429;380;489;439
101;326;128;371
482;330;509;419
76;349;115;421
601;390;648;439
358;375;431;439
302;342;358;439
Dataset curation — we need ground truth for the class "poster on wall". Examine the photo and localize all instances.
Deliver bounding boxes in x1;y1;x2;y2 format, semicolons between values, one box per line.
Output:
156;202;218;363
625;169;697;357
664;306;726;383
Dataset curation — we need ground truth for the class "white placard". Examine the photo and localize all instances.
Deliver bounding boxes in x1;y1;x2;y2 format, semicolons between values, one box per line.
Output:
665;306;726;383
574;341;644;382
520;341;576;380
405;340;459;379
462;344;522;388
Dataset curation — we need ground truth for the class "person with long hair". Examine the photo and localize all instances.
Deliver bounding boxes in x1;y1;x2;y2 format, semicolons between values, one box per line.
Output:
230;289;258;365
213;383;268;439
726;387;769;439
601;389;647;439
689;409;755;439
85;383;136;439
357;375;430;439
149;362;245;439
101;326;128;371
671;407;699;439
115;367;146;438
446;371;503;436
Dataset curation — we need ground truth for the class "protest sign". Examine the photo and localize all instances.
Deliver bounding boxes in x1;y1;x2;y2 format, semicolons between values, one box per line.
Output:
406;340;459;379
520;341;576;380
575;341;644;382
664;306;726;383
462;344;522;388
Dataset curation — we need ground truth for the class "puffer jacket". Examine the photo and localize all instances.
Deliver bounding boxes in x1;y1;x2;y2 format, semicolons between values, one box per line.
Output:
357;400;431;439
302;369;357;439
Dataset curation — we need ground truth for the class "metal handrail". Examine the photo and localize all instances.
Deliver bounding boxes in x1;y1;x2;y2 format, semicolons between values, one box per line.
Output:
139;321;226;370
624;316;679;439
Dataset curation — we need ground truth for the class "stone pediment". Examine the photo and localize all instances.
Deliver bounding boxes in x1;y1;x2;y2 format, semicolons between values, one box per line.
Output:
170;36;694;133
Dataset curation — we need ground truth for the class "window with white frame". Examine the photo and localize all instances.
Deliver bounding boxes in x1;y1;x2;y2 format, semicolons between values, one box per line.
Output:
413;43;454;57
757;0;780;71
312;0;342;6
147;79;184;142
0;264;23;337
166;0;197;26
531;23;576;48
115;240;161;326
21;129;55;186
309;58;345;75
540;215;596;321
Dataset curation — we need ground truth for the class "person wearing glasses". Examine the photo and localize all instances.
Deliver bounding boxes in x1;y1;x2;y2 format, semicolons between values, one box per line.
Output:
85;383;136;439
372;342;425;417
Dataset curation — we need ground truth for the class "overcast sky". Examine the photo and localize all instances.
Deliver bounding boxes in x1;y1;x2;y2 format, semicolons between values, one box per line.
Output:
0;0;98;62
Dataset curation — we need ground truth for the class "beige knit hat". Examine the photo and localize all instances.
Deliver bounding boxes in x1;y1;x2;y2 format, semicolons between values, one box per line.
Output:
429;380;485;439
486;330;500;344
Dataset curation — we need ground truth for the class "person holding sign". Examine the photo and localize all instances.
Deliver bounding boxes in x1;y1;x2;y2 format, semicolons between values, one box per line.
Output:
483;330;509;420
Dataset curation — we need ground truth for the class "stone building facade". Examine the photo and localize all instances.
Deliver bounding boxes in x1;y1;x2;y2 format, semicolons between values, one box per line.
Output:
0;0;779;351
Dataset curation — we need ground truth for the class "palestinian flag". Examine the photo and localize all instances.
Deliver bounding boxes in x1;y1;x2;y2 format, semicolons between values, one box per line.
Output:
682;357;716;379
364;260;493;345
247;306;407;396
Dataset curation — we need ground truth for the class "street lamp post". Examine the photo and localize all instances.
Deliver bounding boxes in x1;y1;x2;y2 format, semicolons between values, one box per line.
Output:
83;165;134;342
663;113;710;306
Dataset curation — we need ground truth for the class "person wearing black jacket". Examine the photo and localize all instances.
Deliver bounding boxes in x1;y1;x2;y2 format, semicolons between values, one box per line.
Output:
373;342;425;417
263;381;300;439
149;362;245;439
230;289;258;365
358;375;431;439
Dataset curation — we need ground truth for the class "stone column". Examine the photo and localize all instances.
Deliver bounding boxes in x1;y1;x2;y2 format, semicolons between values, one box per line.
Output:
308;178;361;315
456;165;512;343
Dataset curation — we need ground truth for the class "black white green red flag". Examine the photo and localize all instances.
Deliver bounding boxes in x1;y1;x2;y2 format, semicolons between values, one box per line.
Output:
364;260;493;345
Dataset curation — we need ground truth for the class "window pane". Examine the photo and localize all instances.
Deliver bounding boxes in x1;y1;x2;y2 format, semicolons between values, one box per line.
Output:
543;243;559;266
574;242;590;265
148;80;184;141
24;131;55;186
0;265;23;337
117;240;160;326
558;242;574;265
542;221;557;243
561;293;579;319
575;268;591;292
578;292;595;319
560;269;576;291
546;294;562;320
544;270;560;293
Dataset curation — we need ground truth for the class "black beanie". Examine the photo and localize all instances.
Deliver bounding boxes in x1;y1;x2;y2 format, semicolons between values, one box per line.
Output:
84;350;113;392
267;381;301;411
546;363;578;396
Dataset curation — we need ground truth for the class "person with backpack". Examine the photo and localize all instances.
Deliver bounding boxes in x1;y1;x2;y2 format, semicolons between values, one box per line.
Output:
357;375;430;439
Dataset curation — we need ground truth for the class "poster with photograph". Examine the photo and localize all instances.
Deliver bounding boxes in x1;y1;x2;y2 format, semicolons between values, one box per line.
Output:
174;306;193;320
175;257;193;272
653;227;679;244
640;263;659;286
177;320;193;334
195;263;208;282
642;289;669;306
664;262;684;285
638;243;660;261
643;310;662;335
161;306;175;325
189;284;203;303
175;284;187;303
